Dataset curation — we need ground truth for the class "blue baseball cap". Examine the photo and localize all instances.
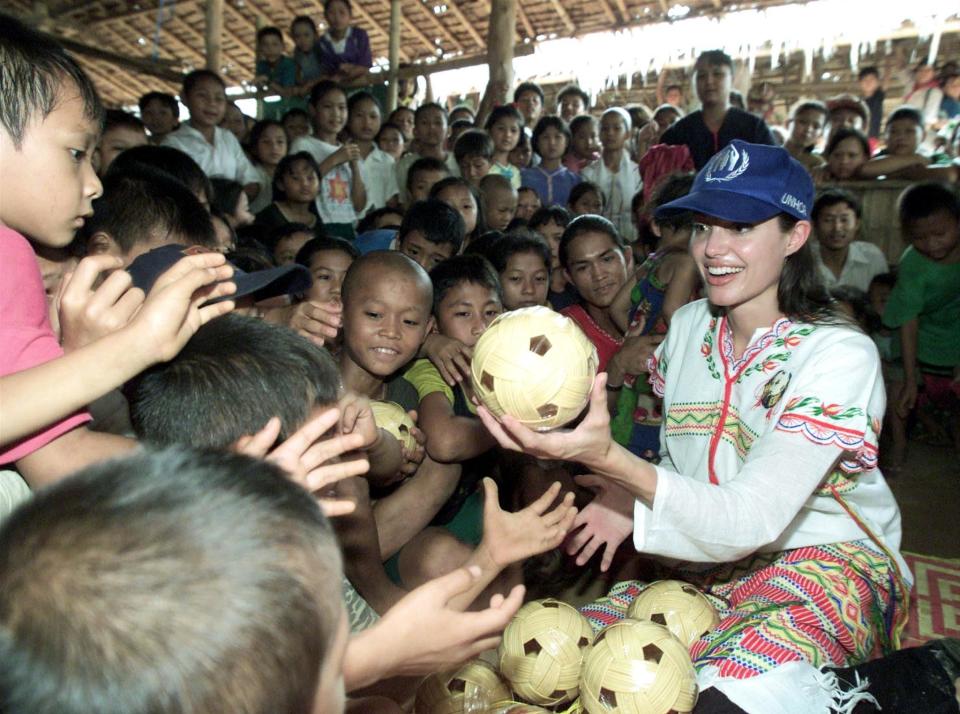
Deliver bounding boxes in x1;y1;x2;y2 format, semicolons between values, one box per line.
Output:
654;140;813;223
127;244;311;303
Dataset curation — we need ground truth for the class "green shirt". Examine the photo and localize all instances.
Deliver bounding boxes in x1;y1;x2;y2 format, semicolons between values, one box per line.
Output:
882;246;960;367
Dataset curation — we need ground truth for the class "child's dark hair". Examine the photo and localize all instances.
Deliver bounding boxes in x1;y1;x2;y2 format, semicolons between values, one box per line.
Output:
399;199;465;253
825;127;869;157
829;285;871;328
513;81;545;104
388;106;415;124
429;175;474;200
324;0;352;14
290;14;317;34
479;173;515;197
269;223;316;253
898;182;960;225
248;118;285;152
569;114;596;138
357;206;404;233
138;90;179;117
376;121;403;142
858;66;879;80
567;181;604;210
450;118;474;133
885;106;924;131
273;151;321;201
775;214;841;325
454;129;494;162
347;90;380;114
295;235;359;268
487;233;551;274
812;187;862;223
414;102;447;122
80;167;217;254
407;156;450;190
652;103;682;122
103;108;146;134
528;205;573;232
0;444;340;714
467;230;505;258
428;254;502;312
181;69;225;97
531;115;571;155
0;13;104;148
792;100;828;119
695;49;733;71
557;85;589;108
107;144;214;206
210;207;238;248
309;79;344;106
131;314;340;446
559;214;624;269
485;104;523;131
210;177;246;217
282;107;310;125
256;26;284;44
650;173;696;230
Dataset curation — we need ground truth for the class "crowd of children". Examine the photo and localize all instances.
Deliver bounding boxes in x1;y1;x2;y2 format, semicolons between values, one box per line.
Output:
2;9;960;713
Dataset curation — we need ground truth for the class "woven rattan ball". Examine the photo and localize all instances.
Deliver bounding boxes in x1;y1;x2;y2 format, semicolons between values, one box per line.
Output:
626;581;719;649
497;599;594;706
580;619;698;714
370;400;417;451
470;306;598;431
415;659;512;714
486;706;551;713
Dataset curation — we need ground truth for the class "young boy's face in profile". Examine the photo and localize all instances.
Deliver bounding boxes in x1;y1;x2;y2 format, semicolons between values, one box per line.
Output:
885;119;922;156
398;230;454;271
905;209;960;263
342;263;432;377
0;88;102;247
408;168;447;203
435;281;502;347
482;186;518;232
307;249;354;304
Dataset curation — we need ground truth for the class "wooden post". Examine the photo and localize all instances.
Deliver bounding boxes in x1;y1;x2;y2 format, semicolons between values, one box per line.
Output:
205;0;223;72
387;0;401;112
488;0;516;97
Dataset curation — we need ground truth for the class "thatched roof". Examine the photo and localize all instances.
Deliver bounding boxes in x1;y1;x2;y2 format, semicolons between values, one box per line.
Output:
11;0;835;106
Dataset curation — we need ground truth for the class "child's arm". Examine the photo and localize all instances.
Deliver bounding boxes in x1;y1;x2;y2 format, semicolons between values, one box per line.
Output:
609;273;636;335
896;318;919;418
659;253;699;325
447;478;577;610
343;566;524;691
1;254;234;446
16;427;136;488
858;153;928;179
419;333;473;386
418;391;496;463
347;144;368;212
339;391;404;484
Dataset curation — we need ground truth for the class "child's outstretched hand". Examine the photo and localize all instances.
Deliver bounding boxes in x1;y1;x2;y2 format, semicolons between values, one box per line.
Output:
565;474;635;571
424;333;473;386
338;392;380;450
57;254;145;352
233;408;369;517
477;478;577;569
128;253;236;363
285;299;342;346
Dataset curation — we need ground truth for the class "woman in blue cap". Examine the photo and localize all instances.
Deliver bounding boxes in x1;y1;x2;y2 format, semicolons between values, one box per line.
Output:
479;142;959;711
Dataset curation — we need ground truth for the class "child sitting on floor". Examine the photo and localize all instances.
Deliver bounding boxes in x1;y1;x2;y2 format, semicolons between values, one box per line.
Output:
253;26;299;120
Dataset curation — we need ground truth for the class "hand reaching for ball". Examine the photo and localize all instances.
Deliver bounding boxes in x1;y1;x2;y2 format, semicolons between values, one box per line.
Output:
566;474;635;571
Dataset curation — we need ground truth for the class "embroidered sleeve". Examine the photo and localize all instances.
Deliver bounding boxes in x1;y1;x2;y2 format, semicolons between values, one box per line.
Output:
647;351;666;398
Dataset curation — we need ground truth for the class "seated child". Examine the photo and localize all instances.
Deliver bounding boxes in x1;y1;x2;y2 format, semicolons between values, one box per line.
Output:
608;173;698;460
866;106;960;182
479;173;518;232
395;103;458;204
137;90;179;144
254;151;325;238
882;182;960;460
0;446;350;714
253;26;299;120
430;176;482;247
81;166;220;266
211;178;255;230
291;80;365;240
454;129;494;189
315;0;372;83
528;205;578;310
783;100;828;173
347;91;399;213
247;119;288;214
484;105;523;188
516;186;542;221
522;115;582;207
810;188;888;292
95;109;147;175
818;127;871;182
396;199;465;271
161;70;260;196
406;156;450;204
567;180;605;215
566;114;601;174
486;233;551;310
375;121;405;161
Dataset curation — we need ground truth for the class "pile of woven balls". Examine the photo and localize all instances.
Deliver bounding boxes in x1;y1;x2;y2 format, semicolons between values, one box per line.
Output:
414;580;720;714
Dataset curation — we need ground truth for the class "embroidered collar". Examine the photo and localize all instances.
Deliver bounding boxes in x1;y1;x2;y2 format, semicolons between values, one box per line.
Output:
719;315;793;376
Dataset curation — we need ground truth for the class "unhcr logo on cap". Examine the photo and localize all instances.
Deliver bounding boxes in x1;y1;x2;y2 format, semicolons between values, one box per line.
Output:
780;193;807;214
704;144;750;183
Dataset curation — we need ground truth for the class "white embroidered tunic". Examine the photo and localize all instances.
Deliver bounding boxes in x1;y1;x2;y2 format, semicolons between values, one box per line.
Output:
636;300;907;578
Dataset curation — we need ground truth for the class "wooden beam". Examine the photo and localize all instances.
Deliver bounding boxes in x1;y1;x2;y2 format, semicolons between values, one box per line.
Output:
50;32;183;82
87;0;198;26
439;0;484;49
516;3;535;40
413;1;464;54
205;0;224;71
657;0;669;14
596;0;618;26
612;0;630;22
387;0;401;112
547;0;575;34
118;15;208;69
488;0;516;91
402;13;445;55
